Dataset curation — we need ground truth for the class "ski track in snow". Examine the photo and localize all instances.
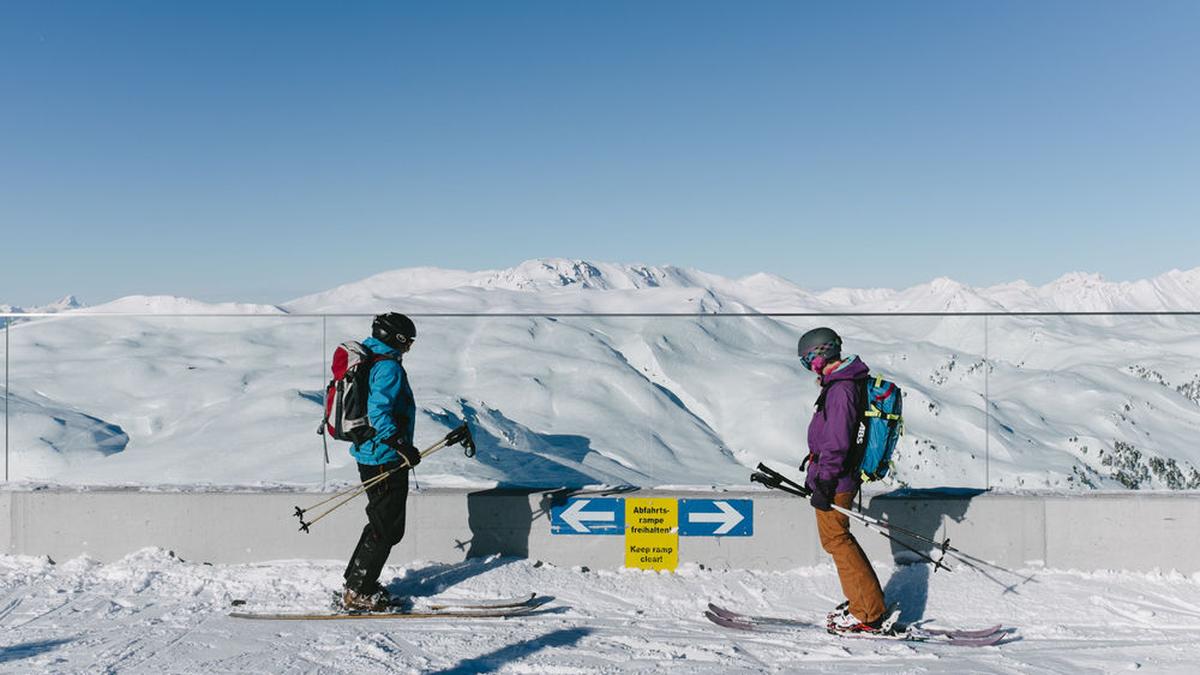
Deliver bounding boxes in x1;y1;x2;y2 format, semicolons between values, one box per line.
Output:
2;549;1199;673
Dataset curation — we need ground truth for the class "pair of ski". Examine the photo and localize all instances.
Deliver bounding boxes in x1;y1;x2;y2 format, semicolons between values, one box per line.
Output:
705;603;1007;647
230;592;539;621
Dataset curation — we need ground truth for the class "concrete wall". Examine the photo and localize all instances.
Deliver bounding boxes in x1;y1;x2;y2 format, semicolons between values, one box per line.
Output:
2;487;1198;573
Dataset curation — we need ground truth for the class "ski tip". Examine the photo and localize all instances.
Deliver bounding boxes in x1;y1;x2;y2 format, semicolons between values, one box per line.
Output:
704;610;742;629
706;602;737;619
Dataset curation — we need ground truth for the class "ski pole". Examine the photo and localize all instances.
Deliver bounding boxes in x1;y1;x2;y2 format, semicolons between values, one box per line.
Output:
752;466;952;571
295;427;470;532
750;469;808;497
829;502;1031;582
754;464;1032;583
292;470;392;529
826;504;952;572
835;498;1035;588
294;423;475;532
294;436;448;519
844;510;952;572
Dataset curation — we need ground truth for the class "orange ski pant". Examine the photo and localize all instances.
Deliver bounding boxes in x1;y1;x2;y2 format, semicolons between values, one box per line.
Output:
816;491;886;624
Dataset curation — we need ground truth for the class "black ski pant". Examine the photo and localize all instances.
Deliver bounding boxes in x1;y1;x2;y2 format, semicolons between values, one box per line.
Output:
343;460;409;594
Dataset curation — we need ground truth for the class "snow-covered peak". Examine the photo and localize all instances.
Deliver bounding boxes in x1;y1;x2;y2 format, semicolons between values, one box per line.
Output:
284;258;726;313
736;272;794;290
18;262;1200;318
1051;271;1107;287
815;285;896;307
817;276;1002;313
889;277;1000;312
77;295;287;315
2;295;86;315
474;259;609;290
50;295;83;311
286;267;482;312
470;259;701;292
1157;268;1200;287
1019;268;1200;312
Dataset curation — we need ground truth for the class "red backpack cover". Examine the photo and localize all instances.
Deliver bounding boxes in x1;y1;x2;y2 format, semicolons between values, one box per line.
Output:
319;341;395;444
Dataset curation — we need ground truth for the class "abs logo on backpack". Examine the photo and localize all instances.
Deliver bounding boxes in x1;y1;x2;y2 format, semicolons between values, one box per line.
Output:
319;341;394;444
859;376;904;482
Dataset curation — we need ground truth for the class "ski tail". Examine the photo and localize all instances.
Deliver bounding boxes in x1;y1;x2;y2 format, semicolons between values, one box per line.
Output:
914;624;1005;639
231;605;536;621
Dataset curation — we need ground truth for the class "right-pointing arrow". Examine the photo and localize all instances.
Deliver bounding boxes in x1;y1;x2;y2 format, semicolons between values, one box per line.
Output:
561;499;616;533
688;500;744;535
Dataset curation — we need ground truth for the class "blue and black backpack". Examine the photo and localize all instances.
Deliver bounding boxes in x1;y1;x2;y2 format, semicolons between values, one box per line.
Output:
857;376;904;481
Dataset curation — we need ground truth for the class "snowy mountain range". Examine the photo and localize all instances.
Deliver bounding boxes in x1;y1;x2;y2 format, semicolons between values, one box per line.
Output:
1;294;83;315
4;259;1200;491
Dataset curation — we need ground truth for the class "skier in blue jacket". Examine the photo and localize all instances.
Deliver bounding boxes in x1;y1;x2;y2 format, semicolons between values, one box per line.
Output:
342;312;423;611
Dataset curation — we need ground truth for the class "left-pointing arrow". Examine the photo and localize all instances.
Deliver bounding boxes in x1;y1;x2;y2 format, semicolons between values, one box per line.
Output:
687;500;744;535
561;499;616;533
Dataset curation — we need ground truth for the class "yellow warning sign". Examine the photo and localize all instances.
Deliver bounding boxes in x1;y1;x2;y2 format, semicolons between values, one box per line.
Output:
624;498;678;571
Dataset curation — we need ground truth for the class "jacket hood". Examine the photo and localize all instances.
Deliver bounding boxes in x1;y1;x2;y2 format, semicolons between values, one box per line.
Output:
820;354;869;385
363;336;400;357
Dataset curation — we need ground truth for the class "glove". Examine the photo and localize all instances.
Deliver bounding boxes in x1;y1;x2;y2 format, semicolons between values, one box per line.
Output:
810;478;837;512
383;435;422;468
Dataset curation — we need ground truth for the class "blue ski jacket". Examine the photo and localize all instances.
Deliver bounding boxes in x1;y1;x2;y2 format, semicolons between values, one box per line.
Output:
349;337;416;466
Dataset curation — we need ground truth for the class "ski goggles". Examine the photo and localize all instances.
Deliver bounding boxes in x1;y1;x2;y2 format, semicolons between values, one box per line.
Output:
800;350;821;372
800;343;838;372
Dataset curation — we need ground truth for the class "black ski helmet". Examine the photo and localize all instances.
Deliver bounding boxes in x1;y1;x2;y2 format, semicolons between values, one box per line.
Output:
372;312;416;350
797;326;842;359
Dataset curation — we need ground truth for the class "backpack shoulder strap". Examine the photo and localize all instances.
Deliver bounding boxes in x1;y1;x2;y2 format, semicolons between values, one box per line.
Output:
816;379;868;412
862;376;901;420
363;342;402;366
814;385;829;411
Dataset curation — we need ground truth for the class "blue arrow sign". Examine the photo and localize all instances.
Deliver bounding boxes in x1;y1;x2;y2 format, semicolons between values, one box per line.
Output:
678;499;753;537
550;497;625;535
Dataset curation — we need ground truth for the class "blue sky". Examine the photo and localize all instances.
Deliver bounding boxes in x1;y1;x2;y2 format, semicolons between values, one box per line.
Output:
2;1;1198;306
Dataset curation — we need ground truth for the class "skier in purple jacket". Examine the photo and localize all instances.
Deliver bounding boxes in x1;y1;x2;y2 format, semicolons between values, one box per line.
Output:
798;327;889;634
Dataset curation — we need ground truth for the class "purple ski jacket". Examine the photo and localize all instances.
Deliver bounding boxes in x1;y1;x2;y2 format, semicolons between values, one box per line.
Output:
805;355;869;496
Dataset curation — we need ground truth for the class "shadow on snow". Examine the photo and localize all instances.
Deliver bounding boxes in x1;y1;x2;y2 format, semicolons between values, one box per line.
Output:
0;638;74;664
428;627;593;675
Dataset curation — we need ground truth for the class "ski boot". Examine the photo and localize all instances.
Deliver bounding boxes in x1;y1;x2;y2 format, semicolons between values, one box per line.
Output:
825;600;850;627
827;605;903;637
341;582;400;612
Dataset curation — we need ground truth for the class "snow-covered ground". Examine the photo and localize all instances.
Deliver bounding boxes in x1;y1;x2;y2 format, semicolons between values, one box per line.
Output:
2;549;1199;673
4;258;1200;491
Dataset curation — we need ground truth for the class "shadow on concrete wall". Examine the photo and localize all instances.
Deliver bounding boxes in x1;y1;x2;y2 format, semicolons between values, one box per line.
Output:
457;485;641;559
868;487;983;624
391;485;641;596
464;488;537;558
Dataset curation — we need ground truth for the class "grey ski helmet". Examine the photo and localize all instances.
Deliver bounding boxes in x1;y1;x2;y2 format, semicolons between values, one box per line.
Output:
372;312;416;350
797;326;842;364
